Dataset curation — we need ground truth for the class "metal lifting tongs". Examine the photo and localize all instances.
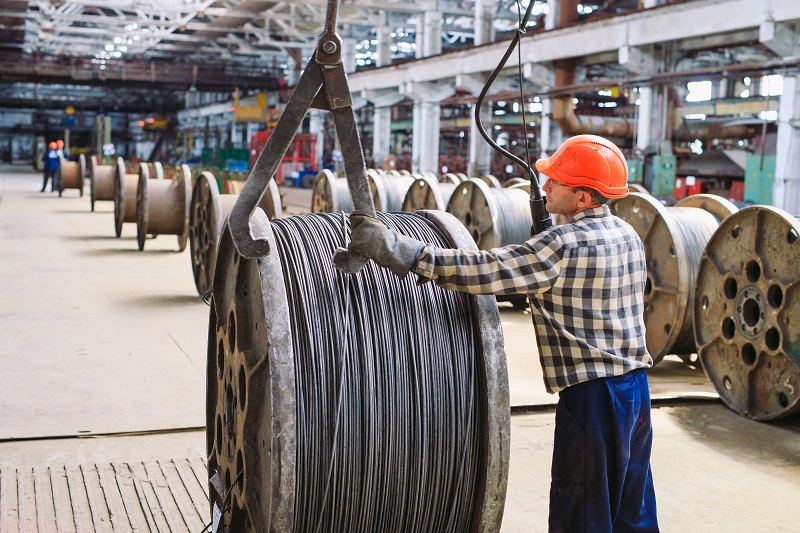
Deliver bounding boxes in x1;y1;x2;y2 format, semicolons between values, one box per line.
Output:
227;0;375;273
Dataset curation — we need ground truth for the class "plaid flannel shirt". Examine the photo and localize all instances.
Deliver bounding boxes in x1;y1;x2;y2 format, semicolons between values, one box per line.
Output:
414;205;653;393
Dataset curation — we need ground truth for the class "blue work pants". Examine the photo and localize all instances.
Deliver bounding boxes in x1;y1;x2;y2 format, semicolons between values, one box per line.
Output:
549;369;658;532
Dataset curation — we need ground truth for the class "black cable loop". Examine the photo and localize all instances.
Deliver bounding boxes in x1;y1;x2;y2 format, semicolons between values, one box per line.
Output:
269;212;483;532
475;0;539;196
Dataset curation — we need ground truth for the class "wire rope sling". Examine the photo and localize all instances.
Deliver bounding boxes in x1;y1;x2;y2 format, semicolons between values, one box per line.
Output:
694;205;800;420
207;1;510;530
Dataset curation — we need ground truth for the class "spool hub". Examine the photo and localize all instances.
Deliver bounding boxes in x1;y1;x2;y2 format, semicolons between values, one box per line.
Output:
694;206;800;420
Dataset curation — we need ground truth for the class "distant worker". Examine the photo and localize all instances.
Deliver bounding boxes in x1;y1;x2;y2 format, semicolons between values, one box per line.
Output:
41;142;60;193
56;139;69;159
347;134;659;532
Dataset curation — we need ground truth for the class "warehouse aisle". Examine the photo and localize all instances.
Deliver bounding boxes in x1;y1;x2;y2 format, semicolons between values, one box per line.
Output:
2;163;800;532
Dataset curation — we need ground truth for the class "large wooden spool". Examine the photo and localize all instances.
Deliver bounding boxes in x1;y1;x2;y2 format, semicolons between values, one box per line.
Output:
57;154;86;197
135;164;192;251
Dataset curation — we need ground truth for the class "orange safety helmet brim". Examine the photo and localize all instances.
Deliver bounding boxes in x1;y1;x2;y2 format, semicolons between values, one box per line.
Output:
535;134;629;199
48;142;57;149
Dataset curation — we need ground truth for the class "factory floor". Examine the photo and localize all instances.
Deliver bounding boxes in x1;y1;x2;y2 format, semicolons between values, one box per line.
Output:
1;163;798;532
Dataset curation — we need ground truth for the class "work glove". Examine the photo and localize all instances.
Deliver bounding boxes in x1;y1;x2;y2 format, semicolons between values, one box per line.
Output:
348;212;425;278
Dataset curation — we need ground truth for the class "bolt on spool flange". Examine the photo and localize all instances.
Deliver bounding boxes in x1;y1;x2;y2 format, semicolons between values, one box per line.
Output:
694;205;800;420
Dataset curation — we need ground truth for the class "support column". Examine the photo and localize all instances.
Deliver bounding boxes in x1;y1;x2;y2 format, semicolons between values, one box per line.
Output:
539;97;563;159
402;82;455;173
635;87;654;153
456;73;518;178
474;0;497;46
468;103;492;178
309;110;325;170
376;25;392;67
373;108;392;169
774;75;800;214
422;11;442;57
545;0;559;30
342;37;357;74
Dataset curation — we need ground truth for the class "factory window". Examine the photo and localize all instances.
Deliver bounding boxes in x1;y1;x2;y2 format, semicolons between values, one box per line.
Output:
686;81;712;102
760;75;783;97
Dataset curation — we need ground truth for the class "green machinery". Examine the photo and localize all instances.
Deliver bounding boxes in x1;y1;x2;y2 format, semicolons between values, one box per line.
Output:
743;154;775;205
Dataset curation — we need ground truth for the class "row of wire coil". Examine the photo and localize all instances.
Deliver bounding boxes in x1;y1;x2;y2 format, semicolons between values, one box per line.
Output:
310;168;800;422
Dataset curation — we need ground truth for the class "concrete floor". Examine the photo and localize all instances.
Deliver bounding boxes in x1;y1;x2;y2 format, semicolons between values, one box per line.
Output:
1;163;799;532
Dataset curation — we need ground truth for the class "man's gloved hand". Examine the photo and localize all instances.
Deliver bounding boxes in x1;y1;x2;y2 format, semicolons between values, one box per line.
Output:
348;212;424;277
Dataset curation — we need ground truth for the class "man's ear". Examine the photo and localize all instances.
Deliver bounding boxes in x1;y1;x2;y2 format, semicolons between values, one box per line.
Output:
575;188;593;207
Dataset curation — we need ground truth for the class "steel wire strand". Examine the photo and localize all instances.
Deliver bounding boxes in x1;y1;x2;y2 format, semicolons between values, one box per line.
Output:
270;212;483;532
487;188;533;246
380;174;416;211
669;207;721;354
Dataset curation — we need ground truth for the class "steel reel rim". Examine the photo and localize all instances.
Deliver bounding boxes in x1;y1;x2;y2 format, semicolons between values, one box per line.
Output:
694;205;800;420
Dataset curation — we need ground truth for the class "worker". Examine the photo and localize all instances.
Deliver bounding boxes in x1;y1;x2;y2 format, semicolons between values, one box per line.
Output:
347;134;658;532
55;139;68;159
41;141;60;192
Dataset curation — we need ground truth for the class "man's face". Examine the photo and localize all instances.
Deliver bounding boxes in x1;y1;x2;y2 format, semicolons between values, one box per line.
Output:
541;176;581;218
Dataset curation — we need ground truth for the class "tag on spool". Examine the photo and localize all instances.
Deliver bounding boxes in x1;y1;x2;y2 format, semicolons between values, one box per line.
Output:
212;503;222;533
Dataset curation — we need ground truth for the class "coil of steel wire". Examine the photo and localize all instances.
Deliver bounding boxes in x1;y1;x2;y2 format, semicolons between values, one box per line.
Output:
312;169;354;213
502;177;527;189
189;172;282;296
208;209;509;532
90;156;115;212
401;174;458;212
694;205;800;420
57;154;86;198
479;175;502;188
439;173;463;185
135;164;192;251
367;170;415;212
446;179;532;249
610;193;737;363
445;180;532;310
113;158;148;238
628;183;650;195
507;180;531;193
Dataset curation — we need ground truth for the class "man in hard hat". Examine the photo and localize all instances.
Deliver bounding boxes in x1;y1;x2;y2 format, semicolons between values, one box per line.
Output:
41;141;60;192
347;134;658;532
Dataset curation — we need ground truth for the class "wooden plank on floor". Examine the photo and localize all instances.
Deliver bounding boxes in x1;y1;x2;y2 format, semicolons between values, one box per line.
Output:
1;468;21;533
0;456;210;533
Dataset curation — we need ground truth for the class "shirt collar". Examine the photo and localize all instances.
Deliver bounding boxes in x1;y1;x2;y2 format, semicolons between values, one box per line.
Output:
570;204;610;222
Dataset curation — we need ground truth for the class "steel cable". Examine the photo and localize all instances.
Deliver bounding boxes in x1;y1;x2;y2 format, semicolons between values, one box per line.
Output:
487;187;533;247
668;206;720;354
373;173;415;211
269;212;483;532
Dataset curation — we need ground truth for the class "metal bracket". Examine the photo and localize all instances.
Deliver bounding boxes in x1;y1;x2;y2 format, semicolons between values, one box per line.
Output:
227;0;375;267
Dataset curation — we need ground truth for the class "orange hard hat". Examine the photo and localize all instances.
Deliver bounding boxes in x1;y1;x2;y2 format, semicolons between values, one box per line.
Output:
535;134;628;199
56;139;64;148
48;142;57;149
